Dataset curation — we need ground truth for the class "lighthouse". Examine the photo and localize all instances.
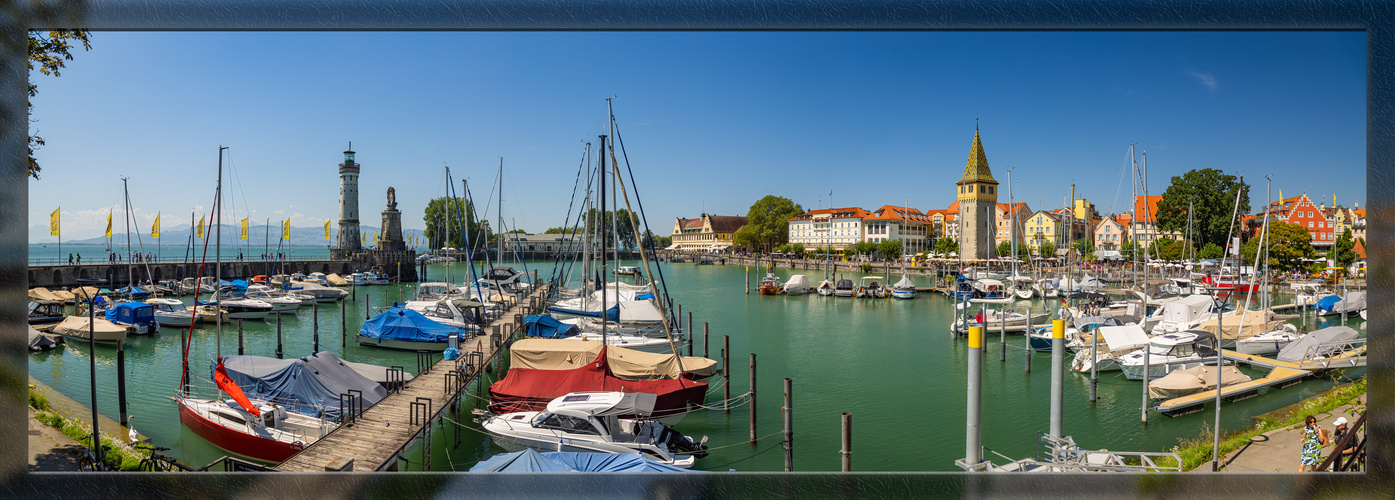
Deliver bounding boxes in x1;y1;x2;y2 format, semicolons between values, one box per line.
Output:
336;143;362;256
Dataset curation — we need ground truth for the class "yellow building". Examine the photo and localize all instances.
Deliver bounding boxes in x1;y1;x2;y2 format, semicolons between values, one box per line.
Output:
670;214;748;252
1024;210;1062;255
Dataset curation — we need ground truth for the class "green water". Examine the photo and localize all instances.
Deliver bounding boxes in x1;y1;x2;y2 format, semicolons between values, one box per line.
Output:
27;260;1364;471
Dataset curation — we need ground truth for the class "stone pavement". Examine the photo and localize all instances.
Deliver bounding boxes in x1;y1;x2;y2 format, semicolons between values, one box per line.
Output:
1194;393;1366;472
27;376;148;472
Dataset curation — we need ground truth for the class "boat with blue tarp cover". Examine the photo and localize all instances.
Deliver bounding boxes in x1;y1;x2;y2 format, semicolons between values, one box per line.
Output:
105;301;158;335
469;448;694;472
356;306;468;351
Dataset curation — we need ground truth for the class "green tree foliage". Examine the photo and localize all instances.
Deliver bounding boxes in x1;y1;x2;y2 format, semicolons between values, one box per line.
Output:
1199;242;1224;260
423;197;486;251
1073;238;1094;257
790;243;806;255
543;227;571;234
1038;241;1056;259
29;29;92;179
742;195;804;253
997;241;1013;258
878;239;903;260
934;237;958;255
582;208;640;250
1154;169;1250;250
643;231;670;250
1333;227;1356;275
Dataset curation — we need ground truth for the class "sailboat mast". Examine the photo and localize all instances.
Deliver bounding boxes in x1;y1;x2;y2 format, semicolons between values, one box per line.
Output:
216;146;226;360
599;133;608;345
1009;169;1015;279
498;157;504;265
445;166;452;283
122;177;132;291
1129;144;1138;287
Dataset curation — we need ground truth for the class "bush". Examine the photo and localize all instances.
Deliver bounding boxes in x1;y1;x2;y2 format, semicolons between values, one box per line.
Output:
29;384;51;411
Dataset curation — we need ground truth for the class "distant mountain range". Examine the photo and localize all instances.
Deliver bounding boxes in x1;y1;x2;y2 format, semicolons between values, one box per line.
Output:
62;224;430;247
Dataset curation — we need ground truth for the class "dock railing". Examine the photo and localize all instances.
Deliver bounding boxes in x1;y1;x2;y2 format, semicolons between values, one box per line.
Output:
1037;433;1182;472
1297;339;1366;369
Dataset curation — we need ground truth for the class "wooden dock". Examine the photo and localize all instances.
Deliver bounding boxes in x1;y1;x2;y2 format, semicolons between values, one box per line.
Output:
1154;346;1367;415
275;285;549;472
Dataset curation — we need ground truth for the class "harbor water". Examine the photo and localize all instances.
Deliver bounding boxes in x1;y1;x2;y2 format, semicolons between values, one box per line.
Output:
26;254;1365;471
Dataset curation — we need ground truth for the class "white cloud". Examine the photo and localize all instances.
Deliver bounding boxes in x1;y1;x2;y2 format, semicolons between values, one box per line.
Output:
1189;70;1218;92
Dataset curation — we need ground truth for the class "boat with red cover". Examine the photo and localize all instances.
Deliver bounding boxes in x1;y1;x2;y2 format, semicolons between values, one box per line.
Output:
488;346;708;424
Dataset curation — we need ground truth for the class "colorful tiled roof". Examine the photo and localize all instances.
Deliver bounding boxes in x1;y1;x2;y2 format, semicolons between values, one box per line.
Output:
956;128;998;185
1132;195;1163;224
706;215;748;233
866;205;932;222
788;207;872;221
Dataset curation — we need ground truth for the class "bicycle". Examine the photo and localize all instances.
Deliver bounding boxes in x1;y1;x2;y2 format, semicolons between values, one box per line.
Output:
77;444;113;472
135;445;190;472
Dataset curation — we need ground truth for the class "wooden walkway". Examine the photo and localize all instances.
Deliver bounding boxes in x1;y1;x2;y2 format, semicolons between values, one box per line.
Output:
275;285;549;472
1155;346;1368;415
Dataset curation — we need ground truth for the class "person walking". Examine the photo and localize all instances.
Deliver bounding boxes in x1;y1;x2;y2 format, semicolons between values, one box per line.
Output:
76;253;80;265
1300;415;1328;471
68;254;73;265
1329;416;1360;470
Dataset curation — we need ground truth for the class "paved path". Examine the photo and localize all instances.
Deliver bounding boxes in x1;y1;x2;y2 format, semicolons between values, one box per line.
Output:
27;376;149;471
1194;393;1365;472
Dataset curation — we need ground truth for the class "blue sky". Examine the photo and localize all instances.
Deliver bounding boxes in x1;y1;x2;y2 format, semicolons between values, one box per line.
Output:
28;31;1365;242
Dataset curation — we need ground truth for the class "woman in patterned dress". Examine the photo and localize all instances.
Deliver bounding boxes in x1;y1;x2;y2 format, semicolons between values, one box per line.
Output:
1300;415;1329;471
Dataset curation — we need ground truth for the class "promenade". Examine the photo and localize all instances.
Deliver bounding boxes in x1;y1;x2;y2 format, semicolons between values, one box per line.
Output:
1202;393;1365;472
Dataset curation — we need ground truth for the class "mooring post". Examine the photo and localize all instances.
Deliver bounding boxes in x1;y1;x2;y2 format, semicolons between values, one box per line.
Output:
1024;305;1032;373
840;412;852;472
181;328;190;395
724;335;731;413
87;300;102;467
783;377;793;472
366;295;371;320
749;353;757;444
704;322;710;359
237;318;245;356
687;311;693;350
965;325;983;468
980;303;987;357
1000;308;1007;362
341;296;347;347
1142;347;1150;425
117;340;128;426
1090;326;1099;403
313;300;320;353
1050;318;1063;439
745;266;750;294
276;312;284;359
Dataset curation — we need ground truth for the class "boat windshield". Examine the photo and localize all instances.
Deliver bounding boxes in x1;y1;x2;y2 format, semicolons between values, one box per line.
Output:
1148;343;1173;356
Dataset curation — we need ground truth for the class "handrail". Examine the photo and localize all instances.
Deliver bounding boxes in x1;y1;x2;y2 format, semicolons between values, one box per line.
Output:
1317;411;1366;472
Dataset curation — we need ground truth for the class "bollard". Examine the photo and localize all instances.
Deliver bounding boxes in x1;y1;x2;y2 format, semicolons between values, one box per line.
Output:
1050;319;1063;439
749;353;757;444
276;312;284;359
965;325;983;468
237;318;245;356
1142;347;1150;425
840;412;852;472
783;378;793;472
117;341;128;426
723;336;731;413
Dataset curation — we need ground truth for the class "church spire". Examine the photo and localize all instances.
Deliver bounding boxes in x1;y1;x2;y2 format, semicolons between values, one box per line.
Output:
958;127;998;185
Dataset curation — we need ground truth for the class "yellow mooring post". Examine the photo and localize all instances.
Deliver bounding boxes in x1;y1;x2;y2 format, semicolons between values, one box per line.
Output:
965;325;983;469
1050;319;1064;439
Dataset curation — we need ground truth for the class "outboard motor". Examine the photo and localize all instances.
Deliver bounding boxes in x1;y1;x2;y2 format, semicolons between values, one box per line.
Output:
659;425;709;459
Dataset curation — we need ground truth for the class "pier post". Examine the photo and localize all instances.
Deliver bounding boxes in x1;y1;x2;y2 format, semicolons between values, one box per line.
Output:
341;297;347;347
117;340;128;426
1050;319;1064;439
704;322;709;358
965;325;983;468
749;353;757;444
724;335;731;413
87;300;102;467
237;319;245;356
181;328;190;395
745;266;749;294
276;312;284;359
1000;308;1007;362
1141;347;1150;425
687;311;693;354
366;295;370;320
1090;326;1099;403
313;300;319;353
783;377;793;471
1024;305;1032;373
840;412;852;472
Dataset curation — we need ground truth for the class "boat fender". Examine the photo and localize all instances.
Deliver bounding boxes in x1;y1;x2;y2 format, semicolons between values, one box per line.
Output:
293;440;304;447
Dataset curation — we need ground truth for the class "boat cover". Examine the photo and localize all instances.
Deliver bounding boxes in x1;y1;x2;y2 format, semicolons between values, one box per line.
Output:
1316;295;1342;313
893;275;915;290
1098;325;1150;351
489;346;708;418
50;289;76;302
326;273;349;286
217;351;388;419
114;285;150;298
616;300;664;323
523;314;581;339
28;326;56;350
469;448;691;472
509;339;719;381
1333;292;1366;314
1277;326;1359;363
785;275;811;290
1195;310;1276;340
358;307;462;343
1160;295;1214;324
1148;365;1252;400
105;302;155;326
228;280;249;290
52;315;126;337
28;288;62;301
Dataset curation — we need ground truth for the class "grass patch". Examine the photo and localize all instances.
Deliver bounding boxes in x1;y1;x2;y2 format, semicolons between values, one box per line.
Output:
1166;377;1365;471
29;383;150;471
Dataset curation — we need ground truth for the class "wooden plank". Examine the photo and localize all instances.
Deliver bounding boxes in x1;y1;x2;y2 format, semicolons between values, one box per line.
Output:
1155;366;1310;412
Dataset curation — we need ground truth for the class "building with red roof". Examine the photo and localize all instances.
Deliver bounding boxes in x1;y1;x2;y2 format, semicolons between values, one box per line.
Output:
670;214;748;251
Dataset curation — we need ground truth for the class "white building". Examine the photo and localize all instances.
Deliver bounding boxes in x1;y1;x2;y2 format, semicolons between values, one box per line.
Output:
787;207;873;251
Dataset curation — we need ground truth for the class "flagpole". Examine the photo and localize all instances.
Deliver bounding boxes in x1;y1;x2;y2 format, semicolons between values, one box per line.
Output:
57;206;61;263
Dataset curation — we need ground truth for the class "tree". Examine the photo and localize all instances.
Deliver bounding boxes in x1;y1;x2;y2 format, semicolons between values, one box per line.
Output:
1119;239;1138;261
1154;168;1250;250
1038;241;1056;259
1332;227;1356;276
742;195;805;253
878;239;903;261
29;29;93;179
997;241;1013;258
1199;242;1224;260
642;230;670;250
422;197;486;251
790;243;806;255
1073;238;1094;258
543;227;571;234
935;237;958;255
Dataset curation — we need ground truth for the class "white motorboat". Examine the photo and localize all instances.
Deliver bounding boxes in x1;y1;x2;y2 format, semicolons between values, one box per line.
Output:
972;278;1009;300
1235;327;1304;356
209;289;274;320
244;285;301;312
833;279;854;297
1149;295;1234;335
50;315;129;344
815;279;836;296
415;282;466;302
146;298;197;327
303;272;330;286
891;274;917;299
1036;279;1060;298
403;298;487;335
346;273;371;286
283;282;348;303
480;392;708;468
363;272;391;285
782;275;812;295
1290;283;1334;306
1118;330;1221;381
180;277;214;295
1009;275;1035;299
951;305;1050;334
1070;323;1151;373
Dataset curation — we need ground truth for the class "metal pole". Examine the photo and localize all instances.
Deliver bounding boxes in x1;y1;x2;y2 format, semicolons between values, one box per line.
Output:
687;311;693;354
1000;306;1007;362
1050;319;1064;439
276;312;284;359
840;412;852;472
724;335;731;413
1213;303;1224;470
783;378;793;471
366;294;371;320
1090;325;1099;402
313;299;320;353
965;325;983;468
745;266;750;294
237;319;244;356
1024;305;1032;372
704;322;709;359
117;340;128;426
88;300;102;465
749;353;757;444
1142;346;1150;425
341;296;347;347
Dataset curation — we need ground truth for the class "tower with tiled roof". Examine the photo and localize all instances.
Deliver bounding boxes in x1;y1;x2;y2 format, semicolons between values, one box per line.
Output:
956;125;999;260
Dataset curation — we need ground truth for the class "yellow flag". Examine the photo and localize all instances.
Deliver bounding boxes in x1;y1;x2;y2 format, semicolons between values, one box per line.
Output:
105;212;113;238
151;214;160;238
240;218;249;240
373;231;377;243
196;215;205;239
49;208;60;236
324;220;331;241
361;231;365;243
282;219;290;240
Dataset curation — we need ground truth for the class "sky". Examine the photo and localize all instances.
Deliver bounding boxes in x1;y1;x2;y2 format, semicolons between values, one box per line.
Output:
28;31;1365;243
